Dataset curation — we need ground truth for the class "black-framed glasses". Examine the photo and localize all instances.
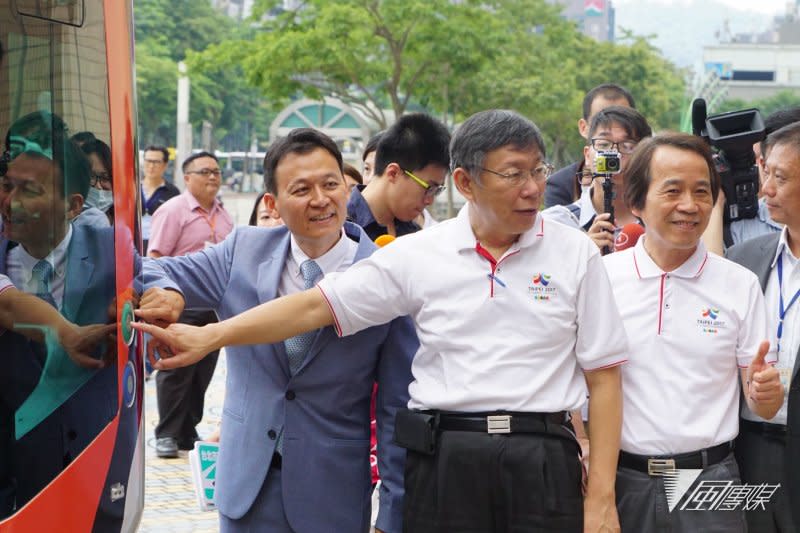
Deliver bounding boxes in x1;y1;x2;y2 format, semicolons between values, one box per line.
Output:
186;168;222;178
480;163;554;185
590;138;638;154
90;172;112;188
404;169;446;198
143;158;166;165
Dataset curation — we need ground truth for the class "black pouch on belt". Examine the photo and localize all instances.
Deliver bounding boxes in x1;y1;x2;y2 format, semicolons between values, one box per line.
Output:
393;409;438;455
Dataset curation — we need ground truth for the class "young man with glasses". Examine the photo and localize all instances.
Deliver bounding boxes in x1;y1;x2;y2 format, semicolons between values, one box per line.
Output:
141;145;179;252
347;113;450;241
543;106;652;252
545;83;636;208
147;151;233;458
135;110;628;532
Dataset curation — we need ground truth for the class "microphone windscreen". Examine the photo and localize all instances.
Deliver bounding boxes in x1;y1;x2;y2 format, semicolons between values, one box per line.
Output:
615;223;644;251
374;234;396;247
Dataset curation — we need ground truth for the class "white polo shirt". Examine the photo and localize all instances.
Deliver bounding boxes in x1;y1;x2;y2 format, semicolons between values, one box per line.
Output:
604;238;769;455
0;274;12;294
742;227;800;425
318;204;628;413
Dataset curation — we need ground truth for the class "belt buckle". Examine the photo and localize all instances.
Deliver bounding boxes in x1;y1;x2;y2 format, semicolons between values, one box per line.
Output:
647;458;676;476
487;415;511;434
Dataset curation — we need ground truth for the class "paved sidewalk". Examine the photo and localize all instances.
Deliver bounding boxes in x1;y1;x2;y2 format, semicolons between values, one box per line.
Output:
138;352;227;532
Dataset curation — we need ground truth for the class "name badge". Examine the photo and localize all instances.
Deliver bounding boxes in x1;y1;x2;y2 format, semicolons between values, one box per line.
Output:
779;367;792;390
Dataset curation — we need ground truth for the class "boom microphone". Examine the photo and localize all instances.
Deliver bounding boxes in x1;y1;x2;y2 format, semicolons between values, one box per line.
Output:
615;223;644;252
374;234;396;247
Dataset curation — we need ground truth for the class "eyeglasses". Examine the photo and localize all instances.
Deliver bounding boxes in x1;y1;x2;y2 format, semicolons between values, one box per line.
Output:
590;138;638;155
90;172;112;188
404;169;446;198
480;163;554;185
144;159;165;165
186;168;222;178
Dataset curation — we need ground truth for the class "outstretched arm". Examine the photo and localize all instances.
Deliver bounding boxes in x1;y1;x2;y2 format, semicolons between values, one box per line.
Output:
133;286;334;370
1;285;114;368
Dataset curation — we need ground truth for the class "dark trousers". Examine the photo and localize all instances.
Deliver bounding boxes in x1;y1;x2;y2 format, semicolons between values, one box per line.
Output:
403;430;583;533
735;423;794;532
155;310;219;444
616;452;745;532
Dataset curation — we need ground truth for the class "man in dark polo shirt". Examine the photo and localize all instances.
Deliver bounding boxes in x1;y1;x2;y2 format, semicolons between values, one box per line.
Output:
347;113;450;241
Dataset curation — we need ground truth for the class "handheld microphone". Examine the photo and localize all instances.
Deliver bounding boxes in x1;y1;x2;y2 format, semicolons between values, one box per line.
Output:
374;234;396;247
614;223;645;252
691;98;708;138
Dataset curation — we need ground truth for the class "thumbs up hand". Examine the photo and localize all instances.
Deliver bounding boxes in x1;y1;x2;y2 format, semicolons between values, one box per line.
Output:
745;340;784;420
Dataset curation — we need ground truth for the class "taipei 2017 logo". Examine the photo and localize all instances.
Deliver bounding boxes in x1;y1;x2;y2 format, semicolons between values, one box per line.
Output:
532;274;551;286
697;307;725;334
528;273;556;301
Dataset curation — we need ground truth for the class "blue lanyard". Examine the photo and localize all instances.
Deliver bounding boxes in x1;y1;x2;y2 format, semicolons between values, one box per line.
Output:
777;251;800;354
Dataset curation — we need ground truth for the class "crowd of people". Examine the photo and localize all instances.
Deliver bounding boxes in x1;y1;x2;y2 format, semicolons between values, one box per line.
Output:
2;82;800;533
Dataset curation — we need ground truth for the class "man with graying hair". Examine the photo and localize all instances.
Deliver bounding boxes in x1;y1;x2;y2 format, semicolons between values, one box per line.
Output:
135;109;629;532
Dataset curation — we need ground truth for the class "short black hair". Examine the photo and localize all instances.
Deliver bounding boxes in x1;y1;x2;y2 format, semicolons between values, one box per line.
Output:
362;132;383;161
5;111;90;198
582;83;636;120
81;139;113;179
624;132;720;212
248;193;264;226
373;113;450;176
763;121;800;158
760;107;800;155
343;163;363;185
182;151;218;173
262;128;343;195
71;131;97;146
587;105;652;143
144;145;170;163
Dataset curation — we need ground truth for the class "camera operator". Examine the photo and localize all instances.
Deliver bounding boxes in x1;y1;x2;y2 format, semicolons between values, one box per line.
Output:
542;106;652;252
701;107;799;255
545;84;636;208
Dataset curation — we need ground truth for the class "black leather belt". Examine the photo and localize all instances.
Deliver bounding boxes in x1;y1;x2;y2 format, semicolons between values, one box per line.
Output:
740;418;787;437
619;441;732;475
435;411;569;434
270;452;282;470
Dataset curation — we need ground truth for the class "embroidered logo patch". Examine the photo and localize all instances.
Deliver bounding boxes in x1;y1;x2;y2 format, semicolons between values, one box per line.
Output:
528;273;556;301
697;307;725;334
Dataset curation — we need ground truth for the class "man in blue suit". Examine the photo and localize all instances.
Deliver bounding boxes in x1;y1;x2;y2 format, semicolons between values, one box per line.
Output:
137;128;416;533
0;121;117;517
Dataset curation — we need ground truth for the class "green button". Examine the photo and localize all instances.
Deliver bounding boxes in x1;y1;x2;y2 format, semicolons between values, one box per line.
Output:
122;300;135;345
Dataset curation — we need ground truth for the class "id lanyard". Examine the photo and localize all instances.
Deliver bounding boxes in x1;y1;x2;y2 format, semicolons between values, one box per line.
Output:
199;209;218;243
777;251;800;355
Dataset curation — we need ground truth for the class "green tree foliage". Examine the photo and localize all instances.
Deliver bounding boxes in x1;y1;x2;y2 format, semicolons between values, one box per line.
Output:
134;0;272;149
716;89;800;118
157;0;687;166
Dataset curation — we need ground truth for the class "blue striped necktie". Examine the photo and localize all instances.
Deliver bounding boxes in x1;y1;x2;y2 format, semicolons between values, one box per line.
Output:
276;259;323;455
284;259;323;375
32;259;58;309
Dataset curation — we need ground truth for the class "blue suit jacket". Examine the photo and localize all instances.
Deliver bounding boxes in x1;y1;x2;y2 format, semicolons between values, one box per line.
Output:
0;225;117;513
727;233;800;527
143;222;416;533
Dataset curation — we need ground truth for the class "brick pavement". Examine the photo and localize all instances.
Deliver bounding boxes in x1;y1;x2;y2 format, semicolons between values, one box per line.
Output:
138;352;227;532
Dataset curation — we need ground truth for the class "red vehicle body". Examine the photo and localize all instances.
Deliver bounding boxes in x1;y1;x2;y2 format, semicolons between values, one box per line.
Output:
0;1;144;531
